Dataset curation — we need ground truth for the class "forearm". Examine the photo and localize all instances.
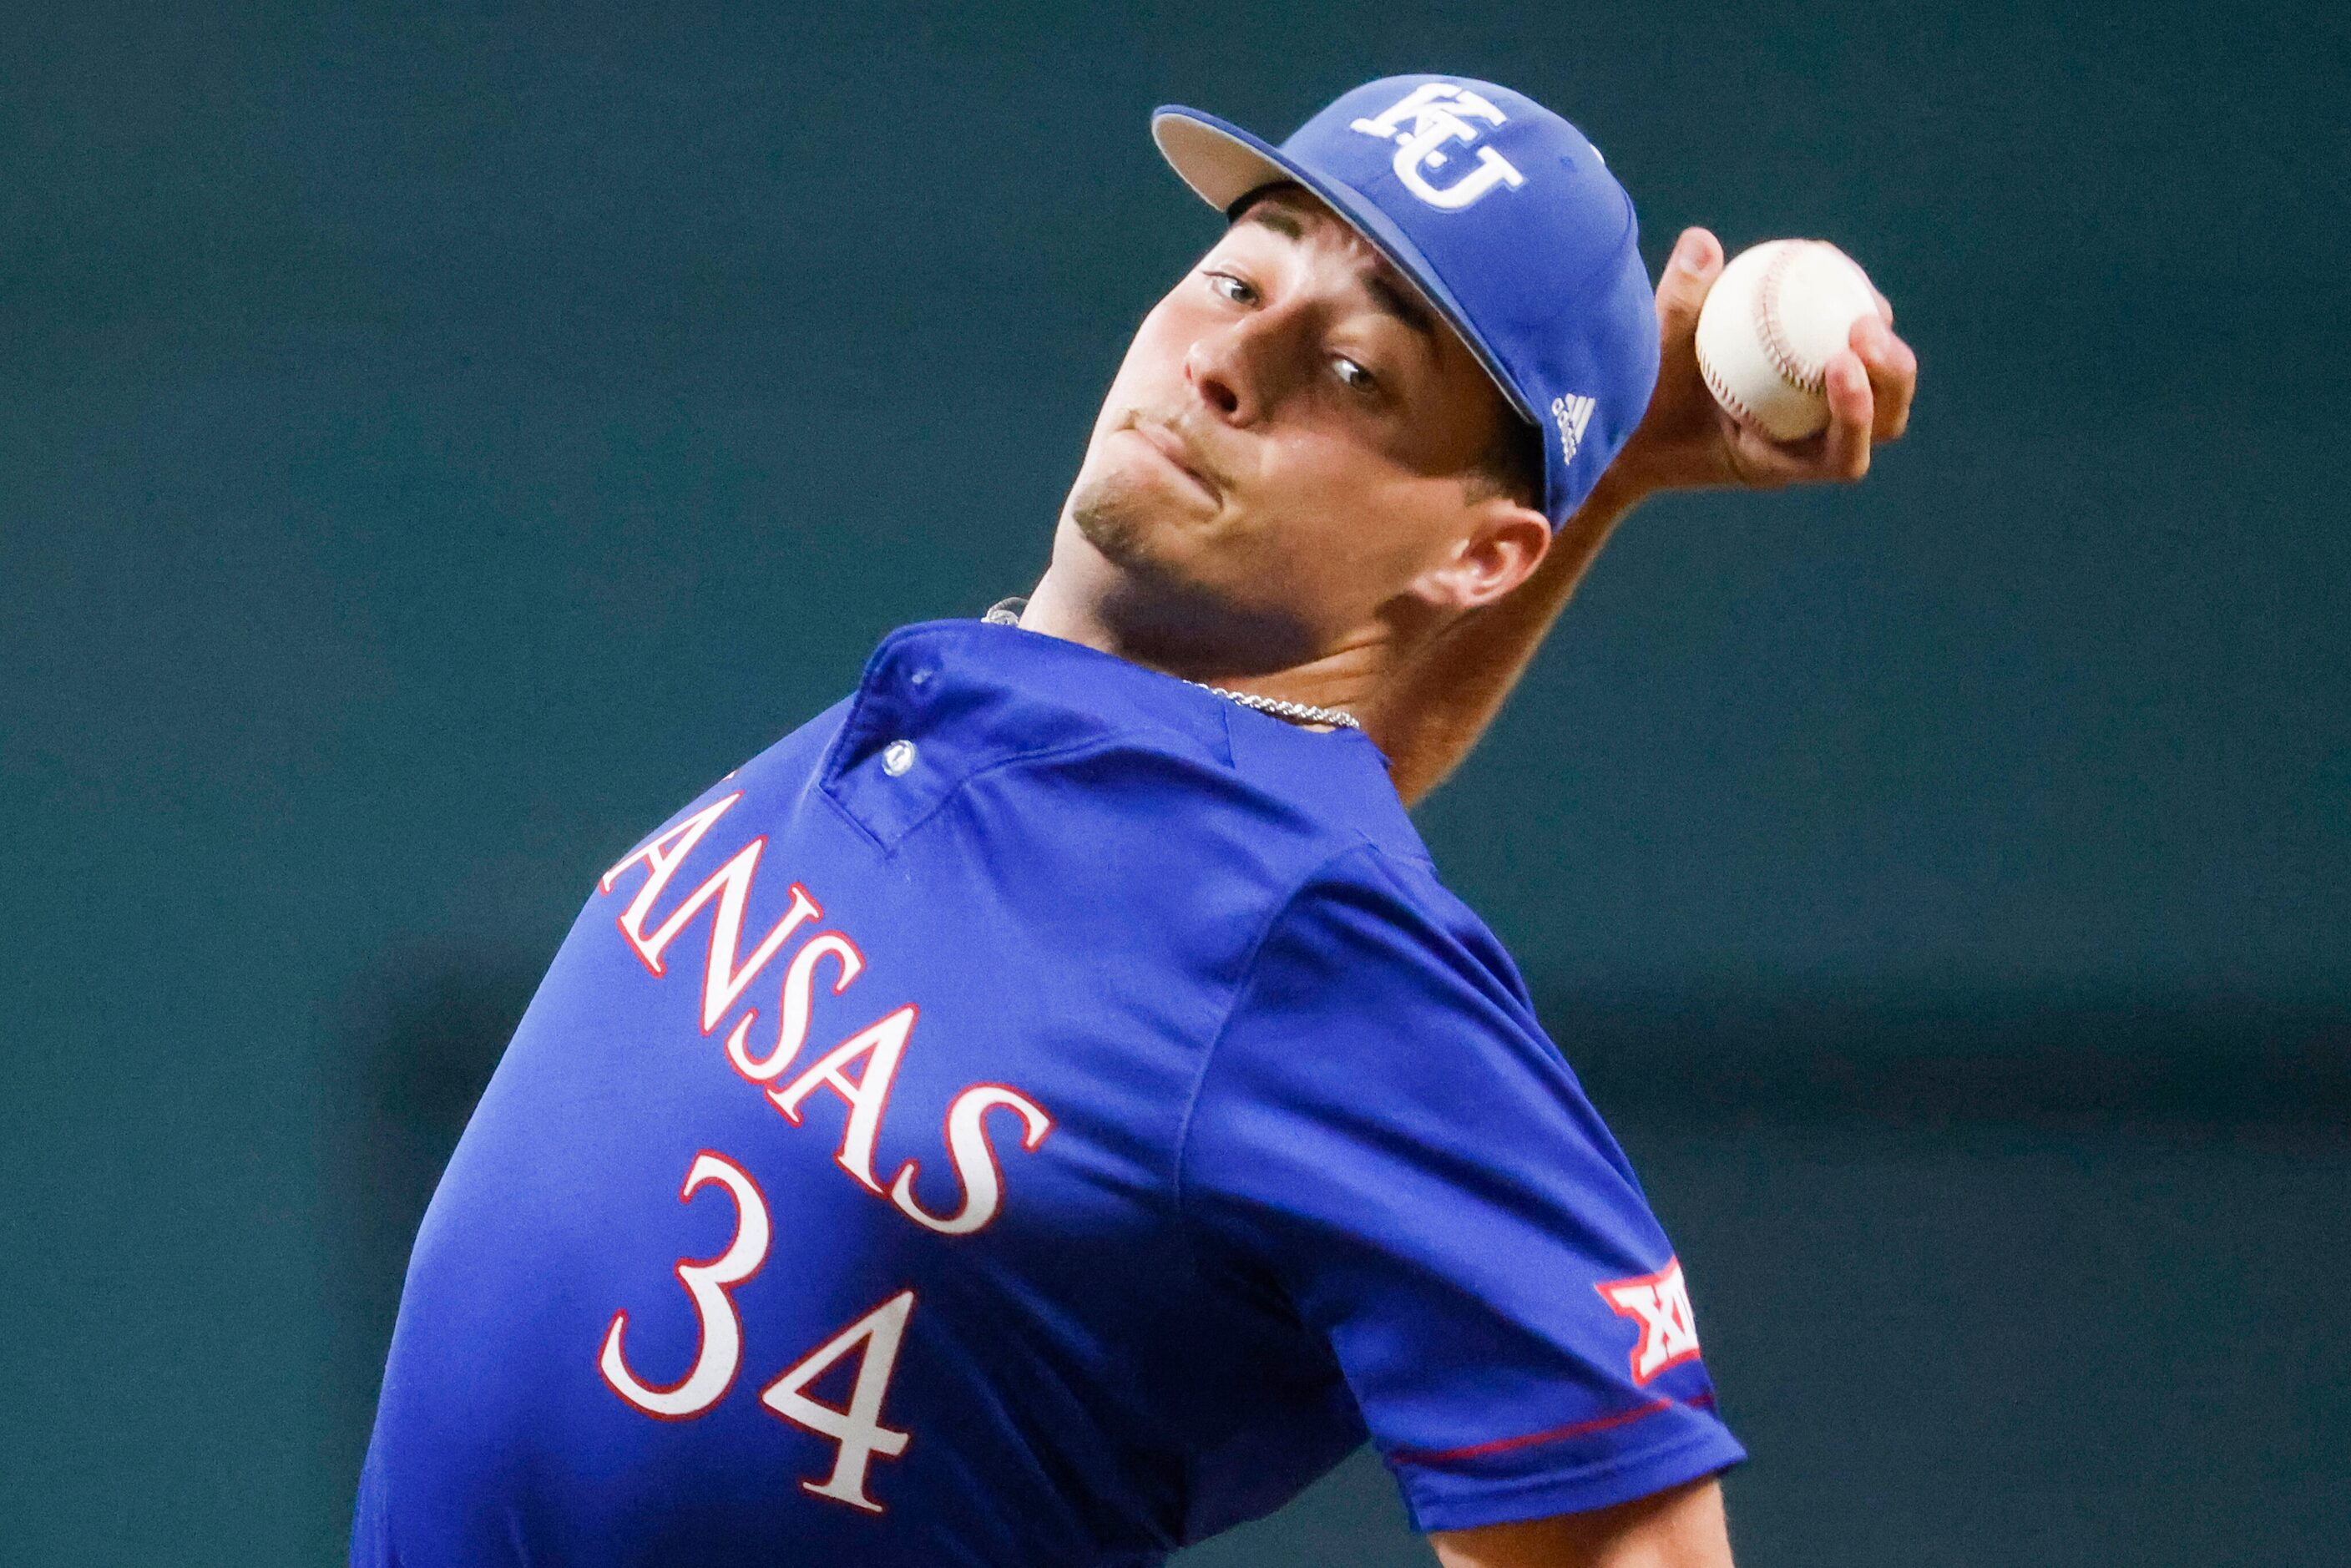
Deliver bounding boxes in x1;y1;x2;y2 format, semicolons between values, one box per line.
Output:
1429;1477;1734;1568
1364;224;1913;811
1368;471;1646;807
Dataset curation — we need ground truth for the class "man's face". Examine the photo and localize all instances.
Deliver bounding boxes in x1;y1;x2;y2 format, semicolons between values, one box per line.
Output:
1059;185;1542;672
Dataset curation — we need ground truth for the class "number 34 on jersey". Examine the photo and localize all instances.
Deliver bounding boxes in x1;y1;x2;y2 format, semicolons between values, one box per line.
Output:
589;792;1064;1515
599;1151;916;1515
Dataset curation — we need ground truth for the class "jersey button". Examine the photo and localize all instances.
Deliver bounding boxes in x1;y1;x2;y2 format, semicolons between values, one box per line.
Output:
881;739;918;776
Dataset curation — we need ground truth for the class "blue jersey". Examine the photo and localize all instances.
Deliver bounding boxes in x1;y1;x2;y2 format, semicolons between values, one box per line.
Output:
354;620;1742;1566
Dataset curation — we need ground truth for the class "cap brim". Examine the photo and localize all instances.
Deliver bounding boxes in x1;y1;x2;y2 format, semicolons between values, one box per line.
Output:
1149;106;1534;426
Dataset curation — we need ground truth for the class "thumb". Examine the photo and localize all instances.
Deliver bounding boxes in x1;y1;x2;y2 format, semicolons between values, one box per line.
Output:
1654;227;1722;349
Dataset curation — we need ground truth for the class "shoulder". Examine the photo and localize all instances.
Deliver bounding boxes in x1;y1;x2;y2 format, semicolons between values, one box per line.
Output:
591;694;858;877
1176;842;1647;1275
1246;837;1537;1031
1175;838;1569;1193
736;692;859;797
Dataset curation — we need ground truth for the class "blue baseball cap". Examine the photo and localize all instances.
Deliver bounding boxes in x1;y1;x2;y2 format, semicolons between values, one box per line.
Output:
1152;76;1658;530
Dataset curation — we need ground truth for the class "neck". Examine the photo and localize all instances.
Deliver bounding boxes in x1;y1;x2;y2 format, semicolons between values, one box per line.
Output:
1018;530;1411;718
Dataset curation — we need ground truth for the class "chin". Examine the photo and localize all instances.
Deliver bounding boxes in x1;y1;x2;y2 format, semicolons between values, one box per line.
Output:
1064;474;1320;675
1066;458;1203;576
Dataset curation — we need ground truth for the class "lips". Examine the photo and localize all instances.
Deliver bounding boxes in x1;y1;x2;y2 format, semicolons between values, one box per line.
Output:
1129;419;1222;503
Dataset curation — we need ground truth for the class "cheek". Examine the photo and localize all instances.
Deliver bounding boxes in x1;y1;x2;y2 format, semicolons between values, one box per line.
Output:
1252;432;1435;548
1104;300;1198;407
1296;458;1471;593
1246;434;1352;537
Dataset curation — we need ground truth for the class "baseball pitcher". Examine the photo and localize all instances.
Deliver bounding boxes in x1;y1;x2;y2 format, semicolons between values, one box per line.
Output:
354;74;1917;1568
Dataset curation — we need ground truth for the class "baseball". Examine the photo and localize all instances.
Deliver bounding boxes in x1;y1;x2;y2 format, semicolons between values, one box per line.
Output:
1695;239;1881;441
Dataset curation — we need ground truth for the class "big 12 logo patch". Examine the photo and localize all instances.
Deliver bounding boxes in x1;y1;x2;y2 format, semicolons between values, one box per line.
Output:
1596;1257;1703;1384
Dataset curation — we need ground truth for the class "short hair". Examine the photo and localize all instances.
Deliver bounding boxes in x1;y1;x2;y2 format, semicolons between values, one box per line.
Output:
1466;411;1545;511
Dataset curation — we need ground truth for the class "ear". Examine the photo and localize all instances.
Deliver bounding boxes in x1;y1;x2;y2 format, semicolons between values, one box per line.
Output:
1406;498;1553;612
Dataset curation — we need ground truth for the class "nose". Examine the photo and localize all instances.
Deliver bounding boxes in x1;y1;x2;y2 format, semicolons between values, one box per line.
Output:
1183;308;1292;427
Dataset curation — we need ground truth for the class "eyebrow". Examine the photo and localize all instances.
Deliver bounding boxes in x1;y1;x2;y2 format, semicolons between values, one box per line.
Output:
1237;202;1307;241
1235;202;1438;340
1364;274;1436;339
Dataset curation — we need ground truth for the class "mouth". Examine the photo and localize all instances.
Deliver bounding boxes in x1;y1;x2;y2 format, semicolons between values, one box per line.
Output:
1126;418;1223;504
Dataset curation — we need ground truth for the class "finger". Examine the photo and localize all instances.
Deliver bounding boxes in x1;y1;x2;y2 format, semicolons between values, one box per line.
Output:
1716;404;1823;488
1723;428;1812;487
1653;227;1722;352
1819;351;1874;479
1870;286;1893;326
1848;316;1917;442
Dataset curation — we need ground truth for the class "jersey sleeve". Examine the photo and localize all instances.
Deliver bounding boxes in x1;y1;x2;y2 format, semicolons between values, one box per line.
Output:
1175;845;1746;1533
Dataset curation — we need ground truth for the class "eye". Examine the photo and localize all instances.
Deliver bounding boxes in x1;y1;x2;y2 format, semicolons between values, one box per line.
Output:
1332;356;1378;394
1205;271;1258;306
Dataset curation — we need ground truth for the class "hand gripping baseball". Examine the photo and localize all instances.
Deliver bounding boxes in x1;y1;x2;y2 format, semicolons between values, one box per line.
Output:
1366;226;1919;807
1613;226;1916;493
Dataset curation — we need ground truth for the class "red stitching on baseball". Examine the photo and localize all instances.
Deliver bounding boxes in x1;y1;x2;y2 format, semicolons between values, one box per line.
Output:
1701;350;1762;432
1754;240;1823;396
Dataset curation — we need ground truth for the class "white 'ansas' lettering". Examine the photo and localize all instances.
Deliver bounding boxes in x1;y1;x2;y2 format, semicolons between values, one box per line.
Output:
599;796;1050;1235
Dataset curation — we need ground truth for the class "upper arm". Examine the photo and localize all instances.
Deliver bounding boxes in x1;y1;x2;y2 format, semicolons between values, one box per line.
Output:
1179;850;1744;1531
1429;1477;1734;1568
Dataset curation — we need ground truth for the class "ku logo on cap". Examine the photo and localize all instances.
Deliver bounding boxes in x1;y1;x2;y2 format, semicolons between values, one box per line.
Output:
1597;1257;1704;1385
1349;81;1528;210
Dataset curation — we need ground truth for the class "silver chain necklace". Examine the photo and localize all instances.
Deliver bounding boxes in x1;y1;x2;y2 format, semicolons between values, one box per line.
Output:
1182;681;1362;731
983;597;1361;732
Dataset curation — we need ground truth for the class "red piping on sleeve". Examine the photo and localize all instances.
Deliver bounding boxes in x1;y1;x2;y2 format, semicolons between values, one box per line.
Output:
1388;1390;1716;1466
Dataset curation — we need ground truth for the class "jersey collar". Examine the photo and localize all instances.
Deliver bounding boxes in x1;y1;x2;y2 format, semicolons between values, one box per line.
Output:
821;619;1423;860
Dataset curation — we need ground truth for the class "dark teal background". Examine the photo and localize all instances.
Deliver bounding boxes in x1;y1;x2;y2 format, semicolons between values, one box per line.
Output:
3;3;2345;1563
